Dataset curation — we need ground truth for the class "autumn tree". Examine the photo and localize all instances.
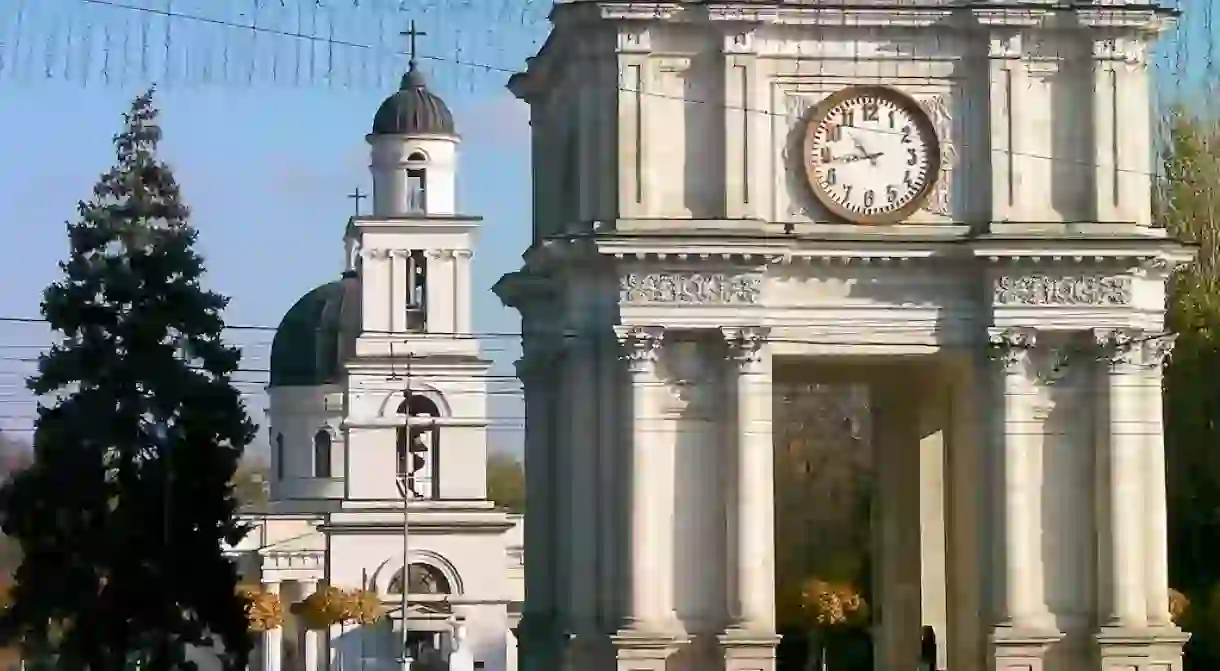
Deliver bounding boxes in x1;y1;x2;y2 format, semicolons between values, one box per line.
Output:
0;89;256;671
1160;110;1220;669
487;453;525;513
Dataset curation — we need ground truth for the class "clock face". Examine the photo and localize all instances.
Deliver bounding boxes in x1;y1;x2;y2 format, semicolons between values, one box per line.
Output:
803;86;941;224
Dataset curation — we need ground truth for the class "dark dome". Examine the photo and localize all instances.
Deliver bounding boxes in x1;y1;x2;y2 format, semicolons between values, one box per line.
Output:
371;62;456;136
269;273;361;387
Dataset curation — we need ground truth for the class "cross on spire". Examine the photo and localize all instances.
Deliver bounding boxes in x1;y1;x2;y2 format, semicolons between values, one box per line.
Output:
347;187;367;216
401;20;427;67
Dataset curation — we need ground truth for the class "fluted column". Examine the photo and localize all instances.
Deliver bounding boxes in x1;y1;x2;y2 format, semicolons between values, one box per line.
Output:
615;325;675;631
262;581;283;671
723;327;775;632
1142;334;1176;626
1095;328;1149;628
986;327;1050;630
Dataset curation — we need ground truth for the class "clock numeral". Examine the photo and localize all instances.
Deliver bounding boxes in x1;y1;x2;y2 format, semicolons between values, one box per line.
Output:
864;190;876;208
901;126;912;144
826;168;837;186
903;170;914;187
828;125;842;142
886;186;899;203
863;102;879;122
907;148;919;166
842;109;855;127
820;146;833;164
843;185;853;201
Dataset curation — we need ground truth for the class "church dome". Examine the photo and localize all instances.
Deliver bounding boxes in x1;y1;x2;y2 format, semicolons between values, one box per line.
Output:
269;272;361;387
371;62;456;136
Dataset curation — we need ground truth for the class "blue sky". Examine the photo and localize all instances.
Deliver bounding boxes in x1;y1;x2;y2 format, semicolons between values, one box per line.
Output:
0;0;1212;459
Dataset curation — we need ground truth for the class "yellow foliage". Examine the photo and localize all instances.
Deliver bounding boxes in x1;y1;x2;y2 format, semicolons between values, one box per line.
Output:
290;584;361;630
343;589;386;625
798;578;869;629
237;585;283;632
1170;588;1190;624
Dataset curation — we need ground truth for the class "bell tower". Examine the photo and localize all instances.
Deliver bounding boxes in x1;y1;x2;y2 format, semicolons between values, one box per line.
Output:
341;24;490;504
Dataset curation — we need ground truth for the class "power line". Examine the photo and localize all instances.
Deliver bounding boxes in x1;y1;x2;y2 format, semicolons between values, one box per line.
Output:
0;0;1203;178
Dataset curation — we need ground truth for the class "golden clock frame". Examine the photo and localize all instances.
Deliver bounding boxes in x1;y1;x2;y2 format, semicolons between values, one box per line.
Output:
801;84;943;226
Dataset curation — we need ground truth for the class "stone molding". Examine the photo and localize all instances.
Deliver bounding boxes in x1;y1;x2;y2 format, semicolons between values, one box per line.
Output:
620;271;762;305
992;274;1132;306
615;326;665;373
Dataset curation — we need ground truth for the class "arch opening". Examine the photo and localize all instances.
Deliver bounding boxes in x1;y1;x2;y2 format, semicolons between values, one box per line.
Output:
396;394;440;499
313;429;333;478
387;562;451;595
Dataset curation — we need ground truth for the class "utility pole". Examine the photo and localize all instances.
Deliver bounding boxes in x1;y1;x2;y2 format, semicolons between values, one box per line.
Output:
394;352;414;671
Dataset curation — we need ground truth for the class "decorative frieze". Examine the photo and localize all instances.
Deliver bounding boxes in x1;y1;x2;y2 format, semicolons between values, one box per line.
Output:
992;275;1132;306
619;272;762;305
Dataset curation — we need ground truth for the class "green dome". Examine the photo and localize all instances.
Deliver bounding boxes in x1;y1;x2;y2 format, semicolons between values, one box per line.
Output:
270;273;361;387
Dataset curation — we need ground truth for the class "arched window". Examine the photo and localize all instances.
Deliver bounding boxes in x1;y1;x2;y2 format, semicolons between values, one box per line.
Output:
313;429;332;478
406;152;427;214
275;433;285;480
387;563;451;595
395;394;441;498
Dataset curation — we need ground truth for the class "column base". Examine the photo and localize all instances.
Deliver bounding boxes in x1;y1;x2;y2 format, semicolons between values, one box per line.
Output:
990;625;1064;671
1095;625;1189;671
611;628;689;671
718;628;781;671
515;613;567;671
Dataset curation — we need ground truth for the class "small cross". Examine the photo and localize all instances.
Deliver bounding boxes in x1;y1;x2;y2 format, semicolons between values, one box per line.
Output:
400;20;427;66
347;187;367;216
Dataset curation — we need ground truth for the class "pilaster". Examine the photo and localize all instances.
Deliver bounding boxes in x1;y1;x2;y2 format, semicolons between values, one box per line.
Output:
1141;334;1176;626
723;28;759;220
564;330;599;635
262;580;283;671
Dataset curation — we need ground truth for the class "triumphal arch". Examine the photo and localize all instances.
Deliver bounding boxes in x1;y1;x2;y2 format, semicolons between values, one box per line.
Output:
494;1;1189;670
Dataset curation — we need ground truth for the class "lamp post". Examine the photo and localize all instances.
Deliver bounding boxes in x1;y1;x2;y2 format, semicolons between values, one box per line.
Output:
395;473;412;671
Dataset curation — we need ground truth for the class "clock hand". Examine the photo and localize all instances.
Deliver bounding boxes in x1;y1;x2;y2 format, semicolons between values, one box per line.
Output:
848;131;879;166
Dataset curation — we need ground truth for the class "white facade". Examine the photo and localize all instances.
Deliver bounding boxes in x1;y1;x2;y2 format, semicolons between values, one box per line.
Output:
497;2;1188;671
225;62;523;671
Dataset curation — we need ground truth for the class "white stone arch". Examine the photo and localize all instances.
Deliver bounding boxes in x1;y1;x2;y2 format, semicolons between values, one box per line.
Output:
371;549;464;596
374;384;451;418
405;148;430;164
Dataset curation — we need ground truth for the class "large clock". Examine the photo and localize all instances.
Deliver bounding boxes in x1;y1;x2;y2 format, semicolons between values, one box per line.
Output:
802;85;941;225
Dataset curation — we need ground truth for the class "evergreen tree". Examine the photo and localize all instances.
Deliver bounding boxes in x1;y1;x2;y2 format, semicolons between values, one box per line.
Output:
0;88;256;671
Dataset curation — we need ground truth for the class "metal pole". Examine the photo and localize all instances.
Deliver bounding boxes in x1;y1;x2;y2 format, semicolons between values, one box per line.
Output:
397;353;413;671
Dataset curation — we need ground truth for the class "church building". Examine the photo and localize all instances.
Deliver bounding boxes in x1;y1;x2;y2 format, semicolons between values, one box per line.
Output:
224;49;523;671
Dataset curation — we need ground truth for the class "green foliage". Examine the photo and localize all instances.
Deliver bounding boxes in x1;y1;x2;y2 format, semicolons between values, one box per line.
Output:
0;88;256;671
487;453;524;513
1161;110;1220;670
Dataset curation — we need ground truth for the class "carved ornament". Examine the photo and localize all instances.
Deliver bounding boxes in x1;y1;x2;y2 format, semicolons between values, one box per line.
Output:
1142;333;1177;369
620;272;762;305
723;327;770;370
919;94;955;217
992;275;1132;306
987;327;1037;372
1093;328;1144;367
615;326;665;374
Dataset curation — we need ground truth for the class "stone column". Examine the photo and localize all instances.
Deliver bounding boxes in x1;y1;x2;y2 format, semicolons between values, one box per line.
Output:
722;327;775;631
262;581;283;671
1095;328;1148;628
987;328;1061;671
300;580;321;671
1142;334;1176;626
987;327;1052;630
614;326;676;632
515;344;561;671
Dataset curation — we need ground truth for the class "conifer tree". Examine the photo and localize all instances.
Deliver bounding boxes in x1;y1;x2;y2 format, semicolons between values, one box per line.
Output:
0;88;256;671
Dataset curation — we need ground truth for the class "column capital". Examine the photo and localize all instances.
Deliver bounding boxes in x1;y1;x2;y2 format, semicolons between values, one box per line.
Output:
722;326;770;370
1142;332;1177;369
615;325;665;373
1093;327;1145;367
987;326;1037;371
